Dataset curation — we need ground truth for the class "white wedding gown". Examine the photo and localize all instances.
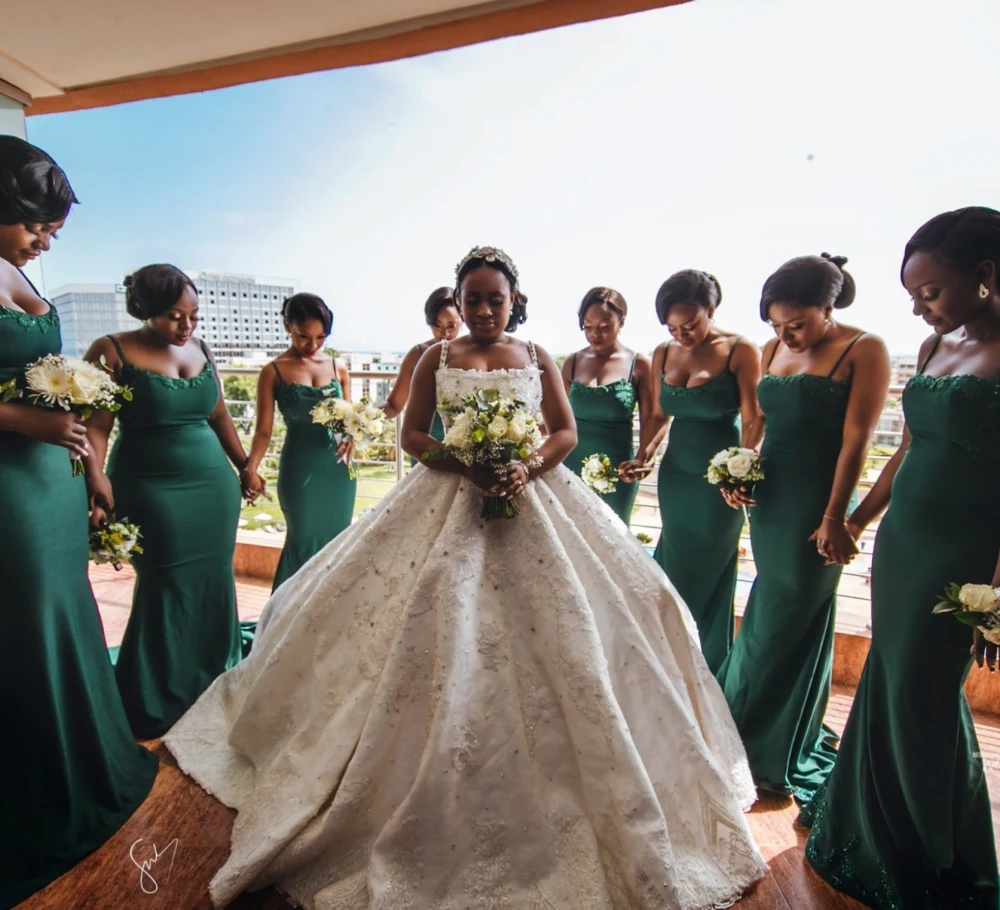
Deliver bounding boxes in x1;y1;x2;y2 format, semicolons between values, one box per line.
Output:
164;346;767;909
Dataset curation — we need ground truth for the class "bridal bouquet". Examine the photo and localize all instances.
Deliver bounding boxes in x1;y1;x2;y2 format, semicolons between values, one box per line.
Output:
310;396;386;479
933;583;1000;644
89;517;144;571
430;388;543;520
21;354;133;475
706;446;765;490
581;453;619;497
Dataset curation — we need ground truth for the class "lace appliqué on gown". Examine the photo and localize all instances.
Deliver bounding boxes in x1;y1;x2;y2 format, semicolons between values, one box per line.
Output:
164;359;766;910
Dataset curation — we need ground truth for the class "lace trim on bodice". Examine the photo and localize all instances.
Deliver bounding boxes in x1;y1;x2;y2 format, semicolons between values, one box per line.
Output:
435;341;543;421
905;371;1000;466
121;360;215;390
0;304;59;332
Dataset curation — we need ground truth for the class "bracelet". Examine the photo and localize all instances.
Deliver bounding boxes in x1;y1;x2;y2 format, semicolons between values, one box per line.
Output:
823;513;847;525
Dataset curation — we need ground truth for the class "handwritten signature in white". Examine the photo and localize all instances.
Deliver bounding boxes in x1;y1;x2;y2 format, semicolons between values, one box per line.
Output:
129;837;179;895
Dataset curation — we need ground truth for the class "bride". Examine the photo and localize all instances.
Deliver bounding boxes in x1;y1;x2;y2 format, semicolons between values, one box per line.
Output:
164;247;767;909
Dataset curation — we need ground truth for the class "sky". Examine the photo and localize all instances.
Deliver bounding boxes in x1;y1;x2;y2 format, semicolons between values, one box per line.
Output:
22;0;1000;356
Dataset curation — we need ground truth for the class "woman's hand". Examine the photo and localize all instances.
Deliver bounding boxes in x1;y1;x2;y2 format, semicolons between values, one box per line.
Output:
495;462;530;500
87;469;115;517
88;503;108;531
809;517;859;566
18;408;89;457
464;463;503;494
973;629;998;673
618;459;653;484
721;484;755;509
336;439;355;464
240;468;265;504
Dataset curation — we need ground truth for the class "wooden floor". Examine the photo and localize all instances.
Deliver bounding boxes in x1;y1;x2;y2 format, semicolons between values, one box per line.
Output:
16;685;1000;910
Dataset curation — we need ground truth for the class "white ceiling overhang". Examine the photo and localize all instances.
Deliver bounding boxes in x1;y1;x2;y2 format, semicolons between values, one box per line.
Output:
0;0;689;115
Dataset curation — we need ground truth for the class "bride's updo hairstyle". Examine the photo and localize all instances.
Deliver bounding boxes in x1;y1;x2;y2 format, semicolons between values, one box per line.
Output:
759;253;856;322
455;245;528;333
0;136;78;225
125;264;197;320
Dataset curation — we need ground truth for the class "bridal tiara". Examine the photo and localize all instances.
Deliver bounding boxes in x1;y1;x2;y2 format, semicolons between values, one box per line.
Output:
455;246;519;283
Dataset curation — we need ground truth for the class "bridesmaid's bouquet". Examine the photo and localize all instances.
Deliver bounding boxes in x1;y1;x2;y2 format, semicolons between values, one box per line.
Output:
20;354;133;475
933;583;1000;645
310;396;387;479
706;446;765;491
581;453;619;496
429;388;543;520
89;516;144;571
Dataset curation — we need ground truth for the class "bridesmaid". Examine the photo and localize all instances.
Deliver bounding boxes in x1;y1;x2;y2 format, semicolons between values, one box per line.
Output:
560;286;656;526
0;137;156;907
244;293;356;591
717;253;889;803
85;264;260;739
628;270;762;673
802;208;1000;908
381;287;462;462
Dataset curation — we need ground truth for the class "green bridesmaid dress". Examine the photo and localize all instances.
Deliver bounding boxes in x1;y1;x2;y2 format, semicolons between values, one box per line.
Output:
801;340;1000;909
0;306;157;908
272;364;358;590
567;352;639;526
717;335;865;803
655;340;743;674
106;336;242;739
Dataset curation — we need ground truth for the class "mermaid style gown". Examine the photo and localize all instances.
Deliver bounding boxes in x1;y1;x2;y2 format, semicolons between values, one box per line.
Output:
107;336;242;739
802;343;1000;909
0;306;157;908
165;340;767;910
716;335;864;803
272;365;357;591
567;353;639;525
654;342;743;675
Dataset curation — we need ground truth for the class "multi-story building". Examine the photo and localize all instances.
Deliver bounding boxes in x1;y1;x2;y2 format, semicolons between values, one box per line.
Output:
342;351;402;403
890;355;918;387
188;271;299;363
49;283;133;357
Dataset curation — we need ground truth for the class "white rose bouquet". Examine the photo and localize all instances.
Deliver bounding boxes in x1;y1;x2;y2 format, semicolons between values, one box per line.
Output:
20;354;133;475
89;516;144;571
933;583;1000;645
706;446;765;490
310;395;387;480
428;388;543;520
580;453;619;497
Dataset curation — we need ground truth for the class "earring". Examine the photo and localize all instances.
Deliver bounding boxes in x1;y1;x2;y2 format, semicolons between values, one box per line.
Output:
980;284;990;299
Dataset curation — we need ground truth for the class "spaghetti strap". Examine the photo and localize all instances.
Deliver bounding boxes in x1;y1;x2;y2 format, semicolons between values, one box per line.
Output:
660;341;672;379
272;362;284;384
827;332;866;379
439;340;449;369
197;338;211;361
528;341;539;367
106;335;127;365
764;341;781;374
627;352;638;383
725;337;742;372
918;336;943;374
569;352;578;381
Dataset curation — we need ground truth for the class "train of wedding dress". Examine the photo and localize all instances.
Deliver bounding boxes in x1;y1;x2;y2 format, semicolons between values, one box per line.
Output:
164;361;767;909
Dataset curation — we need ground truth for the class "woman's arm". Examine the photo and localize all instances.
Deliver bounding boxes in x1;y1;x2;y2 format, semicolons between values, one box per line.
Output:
336;359;352;403
847;425;910;537
204;343;252;473
621;352;667;481
526;344;578;479
812;334;891;564
560;352;575;395
82;336;123;525
401;344;465;474
733;338;764;450
381;345;421;418
244;364;277;483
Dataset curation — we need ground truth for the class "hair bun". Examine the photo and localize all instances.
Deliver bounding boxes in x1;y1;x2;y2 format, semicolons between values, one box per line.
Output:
821;253;856;309
821;252;849;270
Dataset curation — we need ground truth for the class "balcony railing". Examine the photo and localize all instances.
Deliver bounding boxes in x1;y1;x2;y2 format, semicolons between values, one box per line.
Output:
225;367;888;620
